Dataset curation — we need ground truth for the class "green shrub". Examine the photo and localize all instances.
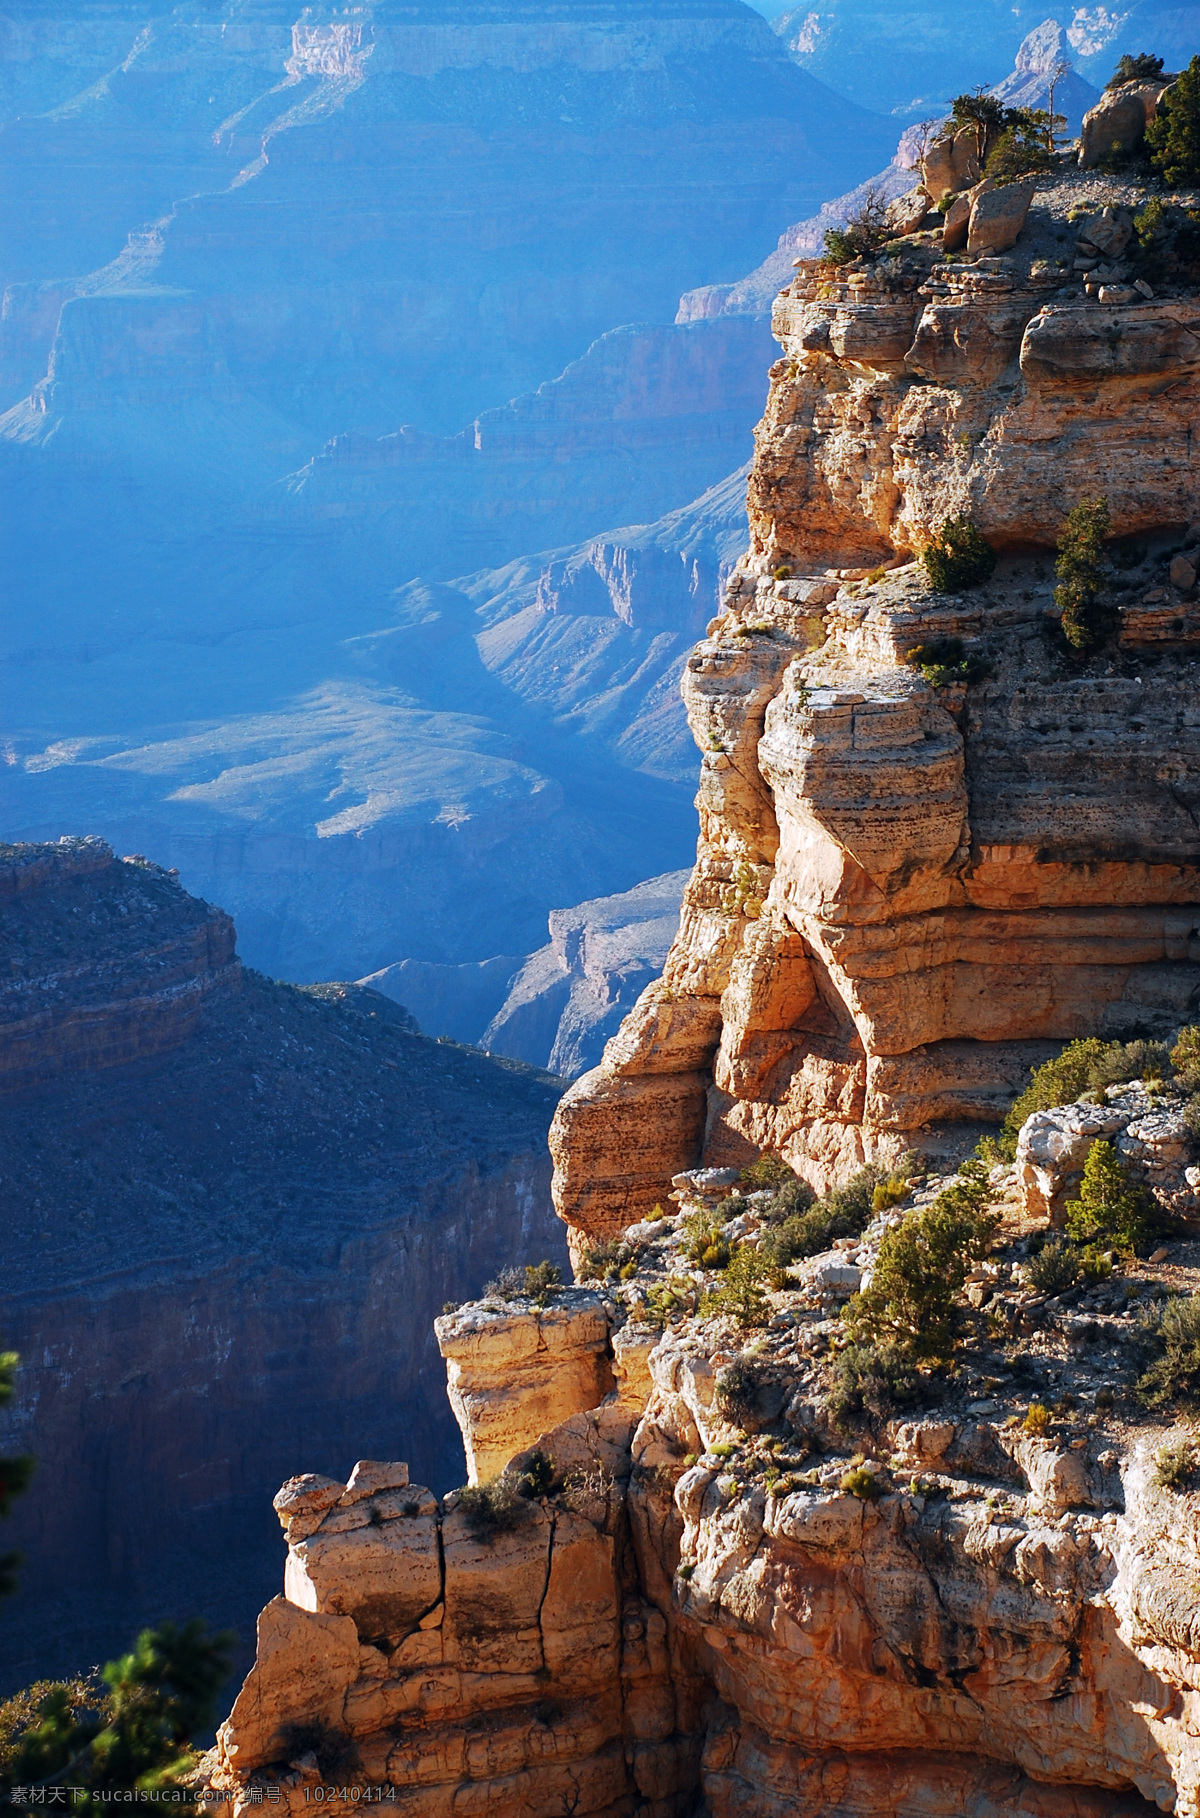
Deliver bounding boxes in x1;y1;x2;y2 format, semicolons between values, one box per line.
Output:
822;188;891;265
997;1035;1146;1159
839;1464;882;1501
1023;1402;1051;1434
872;1174;910;1213
827;1342;919;1430
740;1152;794;1190
1054;496;1112;649
577;1239;623;1282
0;1621;233;1792
1107;52;1165;88
715;1355;785;1431
920;518;997;593
458;1474;524;1539
1137;1295;1200;1408
1172;1025;1200;1092
985;119;1055;181
681;1208;732;1271
483;1259;563;1304
1026;1237;1111;1294
1147;57;1200;186
842;1161;997;1362
905;635;990;688
1064;1139;1151;1255
701;1245;773;1327
1154;1437;1199;1490
759;1166;880;1282
1090;1038;1170;1088
949;90;1008;165
518;1449;557;1497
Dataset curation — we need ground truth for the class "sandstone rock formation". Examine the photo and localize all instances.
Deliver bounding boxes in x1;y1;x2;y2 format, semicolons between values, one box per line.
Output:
435;1293;616;1483
551;158;1200;1235
211;1228;1200;1815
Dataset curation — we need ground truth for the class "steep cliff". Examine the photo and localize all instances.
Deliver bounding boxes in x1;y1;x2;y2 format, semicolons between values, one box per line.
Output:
207;1141;1200;1816
0;840;566;1692
552;157;1200;1237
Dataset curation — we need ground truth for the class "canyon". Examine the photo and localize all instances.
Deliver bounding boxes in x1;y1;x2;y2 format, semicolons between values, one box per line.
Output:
0;0;895;983
0;838;567;1692
200;116;1200;1818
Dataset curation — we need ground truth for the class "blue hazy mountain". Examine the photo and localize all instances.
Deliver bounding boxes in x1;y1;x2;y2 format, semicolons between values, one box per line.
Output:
0;1;893;976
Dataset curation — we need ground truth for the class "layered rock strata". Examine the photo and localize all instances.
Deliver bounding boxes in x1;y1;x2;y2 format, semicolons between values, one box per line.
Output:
213;1232;1200;1816
0;840;566;1693
0;835;239;1090
551;164;1200;1234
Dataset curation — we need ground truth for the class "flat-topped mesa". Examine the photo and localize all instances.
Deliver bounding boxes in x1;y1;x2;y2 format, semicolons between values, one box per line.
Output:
0;836;240;1091
551;166;1200;1231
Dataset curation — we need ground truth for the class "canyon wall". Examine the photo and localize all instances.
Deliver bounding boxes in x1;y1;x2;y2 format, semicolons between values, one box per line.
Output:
551;163;1200;1234
0;841;567;1692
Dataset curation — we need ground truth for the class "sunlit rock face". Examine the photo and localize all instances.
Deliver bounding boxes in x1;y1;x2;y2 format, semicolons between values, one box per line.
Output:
551;165;1200;1232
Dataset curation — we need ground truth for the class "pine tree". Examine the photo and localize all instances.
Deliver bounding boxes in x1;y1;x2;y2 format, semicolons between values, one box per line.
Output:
0;1348;34;1602
1054;497;1112;649
1065;1139;1150;1254
1146;57;1200;186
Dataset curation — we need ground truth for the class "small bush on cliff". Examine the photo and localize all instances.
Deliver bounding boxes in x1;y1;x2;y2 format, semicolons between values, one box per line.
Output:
823;187;891;265
457;1474;524;1539
995;1036;1137;1159
1153;1437;1199;1490
1147;56;1200;185
759;1167;881;1283
682;1209;732;1271
1054;497;1113;649
1172;1025;1200;1093
483;1260;562;1305
827;1343;919;1431
701;1246;773;1327
985;111;1058;180
839;1463;882;1501
920;518;996;593
1064;1139;1152;1256
842;1161;997;1362
0;1620;233;1793
1138;1295;1200;1409
740;1152;793;1190
905;635;991;688
1025;1236;1111;1295
1107;52;1164;89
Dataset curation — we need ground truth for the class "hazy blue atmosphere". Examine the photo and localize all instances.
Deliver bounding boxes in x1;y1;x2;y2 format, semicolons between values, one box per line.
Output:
4;0;1190;998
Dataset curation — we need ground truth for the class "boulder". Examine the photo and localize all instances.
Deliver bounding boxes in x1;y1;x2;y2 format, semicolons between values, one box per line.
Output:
1079;79;1171;170
1170;556;1197;592
1077;204;1134;260
885;185;933;237
272;1473;345;1544
921;125;982;202
967;179;1036;255
1015;1102;1125;1221
941;191;974;253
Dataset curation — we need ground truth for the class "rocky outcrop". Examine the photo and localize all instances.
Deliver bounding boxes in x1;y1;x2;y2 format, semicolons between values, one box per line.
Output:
212;1235;1200;1815
551;159;1200;1227
1017;1080;1200;1222
0;836;239;1091
435;1293;616;1483
1079;76;1174;171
